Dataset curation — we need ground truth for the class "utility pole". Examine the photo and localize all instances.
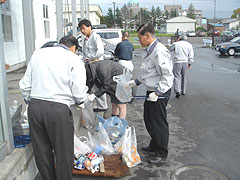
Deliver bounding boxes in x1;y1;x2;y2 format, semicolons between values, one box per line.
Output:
56;0;63;42
212;0;216;47
80;0;84;19
72;0;77;37
113;2;116;28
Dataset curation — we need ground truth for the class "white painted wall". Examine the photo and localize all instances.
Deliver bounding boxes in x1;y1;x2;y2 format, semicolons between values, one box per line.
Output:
3;0;57;66
229;20;240;29
167;22;196;34
33;0;57;49
3;0;26;66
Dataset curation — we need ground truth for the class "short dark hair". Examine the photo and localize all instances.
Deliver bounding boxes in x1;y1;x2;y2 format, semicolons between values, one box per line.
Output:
137;23;155;37
78;19;92;29
59;36;79;49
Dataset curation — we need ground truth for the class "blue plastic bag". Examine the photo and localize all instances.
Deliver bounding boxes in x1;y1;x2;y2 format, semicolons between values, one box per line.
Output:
96;114;128;144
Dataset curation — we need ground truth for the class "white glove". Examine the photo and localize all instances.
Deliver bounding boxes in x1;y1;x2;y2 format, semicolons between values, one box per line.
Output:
126;80;136;88
147;92;159;102
78;103;85;109
88;94;96;102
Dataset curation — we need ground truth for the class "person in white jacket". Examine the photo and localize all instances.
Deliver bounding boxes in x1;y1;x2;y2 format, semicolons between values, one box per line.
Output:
19;36;88;180
78;19;108;112
127;23;174;164
170;33;194;98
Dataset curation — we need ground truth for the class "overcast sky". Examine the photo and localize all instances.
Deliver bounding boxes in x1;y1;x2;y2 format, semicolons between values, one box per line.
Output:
89;0;240;18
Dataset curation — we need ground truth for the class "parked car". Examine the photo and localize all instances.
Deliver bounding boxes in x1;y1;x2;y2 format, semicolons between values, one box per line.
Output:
234;30;240;37
186;31;196;37
41;34;116;60
77;34;116;60
92;28;122;45
221;31;235;42
197;30;206;37
207;29;220;36
215;36;240;56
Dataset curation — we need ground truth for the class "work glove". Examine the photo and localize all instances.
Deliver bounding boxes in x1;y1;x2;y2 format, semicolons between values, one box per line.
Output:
126;80;136;88
88;94;96;102
147;92;159;102
78;102;85;109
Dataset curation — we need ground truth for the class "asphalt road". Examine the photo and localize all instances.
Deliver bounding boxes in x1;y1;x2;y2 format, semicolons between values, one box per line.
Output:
36;46;240;180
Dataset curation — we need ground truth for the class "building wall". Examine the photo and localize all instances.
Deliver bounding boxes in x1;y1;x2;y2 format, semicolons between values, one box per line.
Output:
207;24;224;32
2;0;57;66
3;0;25;66
167;22;195;34
33;0;57;49
229;21;239;30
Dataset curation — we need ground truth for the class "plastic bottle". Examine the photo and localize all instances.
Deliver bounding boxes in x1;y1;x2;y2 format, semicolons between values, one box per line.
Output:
10;100;18;118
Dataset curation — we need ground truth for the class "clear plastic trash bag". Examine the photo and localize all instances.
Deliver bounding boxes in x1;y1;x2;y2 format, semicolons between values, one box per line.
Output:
113;68;133;103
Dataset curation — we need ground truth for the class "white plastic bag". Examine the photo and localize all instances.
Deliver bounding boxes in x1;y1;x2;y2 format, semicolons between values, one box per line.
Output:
74;135;92;156
88;123;114;155
118;126;141;168
81;99;95;130
113;68;133;103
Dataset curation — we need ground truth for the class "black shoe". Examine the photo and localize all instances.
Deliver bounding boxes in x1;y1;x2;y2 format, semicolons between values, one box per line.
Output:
181;92;186;95
149;156;167;164
93;108;108;112
141;146;156;152
175;92;181;98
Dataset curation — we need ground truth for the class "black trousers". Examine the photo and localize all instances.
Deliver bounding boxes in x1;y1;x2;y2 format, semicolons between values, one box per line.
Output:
143;89;171;158
28;99;74;180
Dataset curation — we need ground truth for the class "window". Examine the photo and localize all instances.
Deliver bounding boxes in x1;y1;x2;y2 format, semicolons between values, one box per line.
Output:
43;5;49;19
43;4;50;38
97;32;119;39
44;20;50;38
1;0;12;42
0;1;10;11
1;14;13;42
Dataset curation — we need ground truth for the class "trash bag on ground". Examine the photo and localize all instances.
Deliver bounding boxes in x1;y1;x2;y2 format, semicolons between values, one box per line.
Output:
88;123;114;155
81;99;95;130
115;126;141;168
96;114;127;144
74;135;92;156
113;68;132;103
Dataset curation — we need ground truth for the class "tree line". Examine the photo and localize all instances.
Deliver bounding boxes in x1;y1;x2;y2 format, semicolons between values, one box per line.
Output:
100;3;196;29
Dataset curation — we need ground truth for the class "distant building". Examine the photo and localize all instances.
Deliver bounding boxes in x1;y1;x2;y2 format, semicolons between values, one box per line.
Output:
207;23;224;32
221;18;240;30
164;5;182;12
63;4;103;30
164;4;202;29
127;0;146;15
202;18;207;30
166;16;196;34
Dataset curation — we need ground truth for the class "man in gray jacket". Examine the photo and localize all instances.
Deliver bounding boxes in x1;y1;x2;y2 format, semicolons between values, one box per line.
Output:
78;19;108;112
170;33;194;98
127;23;174;163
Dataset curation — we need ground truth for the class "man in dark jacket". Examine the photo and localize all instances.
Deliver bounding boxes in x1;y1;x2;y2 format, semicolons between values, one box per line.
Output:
115;31;134;72
85;60;127;119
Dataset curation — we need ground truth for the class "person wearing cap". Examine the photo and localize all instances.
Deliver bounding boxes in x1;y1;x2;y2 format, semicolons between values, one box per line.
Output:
78;19;108;112
126;23;174;164
19;36;88;180
169;33;194;98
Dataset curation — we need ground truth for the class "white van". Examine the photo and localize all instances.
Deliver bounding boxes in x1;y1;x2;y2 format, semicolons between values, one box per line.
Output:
92;29;122;45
